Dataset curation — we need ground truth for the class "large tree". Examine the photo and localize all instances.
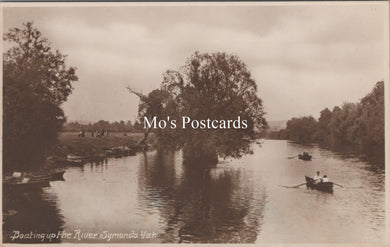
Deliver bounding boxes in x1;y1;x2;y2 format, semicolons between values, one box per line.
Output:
3;22;78;172
135;52;267;165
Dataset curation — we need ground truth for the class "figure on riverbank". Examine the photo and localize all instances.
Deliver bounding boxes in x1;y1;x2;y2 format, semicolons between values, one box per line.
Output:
78;130;85;138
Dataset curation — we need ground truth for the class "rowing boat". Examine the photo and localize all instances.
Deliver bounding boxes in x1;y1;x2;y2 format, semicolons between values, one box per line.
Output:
4;171;66;193
64;159;85;166
305;176;333;193
67;154;88;160
51;171;65;181
299;154;312;161
29;171;66;182
3;179;50;192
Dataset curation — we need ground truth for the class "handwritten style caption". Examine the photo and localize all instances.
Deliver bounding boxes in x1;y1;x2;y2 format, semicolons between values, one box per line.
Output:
11;229;157;242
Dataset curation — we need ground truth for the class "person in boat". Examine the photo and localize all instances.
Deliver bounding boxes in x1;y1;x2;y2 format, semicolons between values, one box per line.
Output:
314;171;321;184
322;175;329;182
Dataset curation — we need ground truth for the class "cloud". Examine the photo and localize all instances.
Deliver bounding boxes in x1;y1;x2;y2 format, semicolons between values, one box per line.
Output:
3;3;387;122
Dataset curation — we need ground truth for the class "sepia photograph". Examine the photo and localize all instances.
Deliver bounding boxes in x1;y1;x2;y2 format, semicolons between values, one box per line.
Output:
1;2;389;245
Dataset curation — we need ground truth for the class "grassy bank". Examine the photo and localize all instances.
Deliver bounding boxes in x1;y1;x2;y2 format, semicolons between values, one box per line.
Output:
38;132;155;172
4;132;155;177
51;132;154;157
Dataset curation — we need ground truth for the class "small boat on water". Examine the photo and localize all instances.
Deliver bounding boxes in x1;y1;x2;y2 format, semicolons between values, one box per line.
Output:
299;154;312;161
64;159;85;166
51;171;66;181
67;154;91;161
4;171;66;192
305;176;333;193
3;179;50;192
30;171;66;182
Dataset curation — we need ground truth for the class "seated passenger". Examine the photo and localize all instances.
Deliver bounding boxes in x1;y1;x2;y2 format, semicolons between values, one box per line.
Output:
322;175;329;182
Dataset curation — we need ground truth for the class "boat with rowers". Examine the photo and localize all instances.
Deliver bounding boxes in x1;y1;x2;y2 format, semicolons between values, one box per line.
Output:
305;176;333;193
299;152;312;161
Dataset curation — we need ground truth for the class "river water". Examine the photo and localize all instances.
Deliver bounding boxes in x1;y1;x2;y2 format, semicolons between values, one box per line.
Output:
3;140;385;243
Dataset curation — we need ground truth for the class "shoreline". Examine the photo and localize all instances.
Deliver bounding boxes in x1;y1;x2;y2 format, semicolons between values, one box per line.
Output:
4;132;155;178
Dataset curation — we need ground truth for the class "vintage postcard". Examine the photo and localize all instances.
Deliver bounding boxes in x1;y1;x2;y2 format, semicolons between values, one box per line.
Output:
1;1;389;245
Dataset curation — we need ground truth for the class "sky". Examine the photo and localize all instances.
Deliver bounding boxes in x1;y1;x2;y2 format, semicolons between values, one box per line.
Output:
3;3;388;123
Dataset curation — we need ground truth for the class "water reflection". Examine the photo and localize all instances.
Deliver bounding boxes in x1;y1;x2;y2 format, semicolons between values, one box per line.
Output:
3;188;64;243
138;149;266;243
2;140;385;243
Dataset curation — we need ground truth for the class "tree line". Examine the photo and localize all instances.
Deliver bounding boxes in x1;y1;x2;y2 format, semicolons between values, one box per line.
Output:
63;120;143;132
269;81;384;164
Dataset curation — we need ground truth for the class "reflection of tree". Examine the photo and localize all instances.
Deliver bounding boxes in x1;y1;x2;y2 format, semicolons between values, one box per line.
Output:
3;190;64;243
138;150;266;243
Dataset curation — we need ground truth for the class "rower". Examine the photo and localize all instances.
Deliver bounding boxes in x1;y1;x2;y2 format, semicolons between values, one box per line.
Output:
322;175;329;182
314;171;321;184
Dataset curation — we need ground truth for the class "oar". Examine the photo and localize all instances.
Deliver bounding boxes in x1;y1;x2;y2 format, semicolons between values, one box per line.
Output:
333;183;343;188
287;155;297;159
280;182;306;188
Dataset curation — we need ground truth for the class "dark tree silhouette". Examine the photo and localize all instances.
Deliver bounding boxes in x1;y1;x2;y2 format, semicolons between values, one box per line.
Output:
132;52;267;165
3;22;78;172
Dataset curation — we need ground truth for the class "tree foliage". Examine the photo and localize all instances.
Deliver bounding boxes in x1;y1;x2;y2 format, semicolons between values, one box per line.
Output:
134;52;267;164
3;22;78;171
274;81;384;164
284;116;318;143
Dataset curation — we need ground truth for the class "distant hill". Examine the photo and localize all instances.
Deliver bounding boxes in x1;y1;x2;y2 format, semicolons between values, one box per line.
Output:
267;120;287;132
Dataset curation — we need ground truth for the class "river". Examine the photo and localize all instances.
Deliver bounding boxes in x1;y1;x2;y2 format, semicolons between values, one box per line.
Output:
3;140;385;243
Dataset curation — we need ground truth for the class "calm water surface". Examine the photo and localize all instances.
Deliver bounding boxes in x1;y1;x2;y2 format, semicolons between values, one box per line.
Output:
3;140;385;243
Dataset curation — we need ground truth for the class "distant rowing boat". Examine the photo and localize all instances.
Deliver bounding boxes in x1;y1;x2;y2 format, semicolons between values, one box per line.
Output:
299;154;312;161
305;176;333;193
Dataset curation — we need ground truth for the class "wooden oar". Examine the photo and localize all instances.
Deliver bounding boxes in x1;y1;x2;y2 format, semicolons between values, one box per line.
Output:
287;155;297;159
280;182;306;188
333;183;343;188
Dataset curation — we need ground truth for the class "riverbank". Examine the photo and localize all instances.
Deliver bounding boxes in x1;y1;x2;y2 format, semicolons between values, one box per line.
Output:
35;132;155;175
54;132;154;155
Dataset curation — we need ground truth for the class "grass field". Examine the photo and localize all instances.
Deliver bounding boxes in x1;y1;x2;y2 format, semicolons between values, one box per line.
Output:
52;131;155;157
